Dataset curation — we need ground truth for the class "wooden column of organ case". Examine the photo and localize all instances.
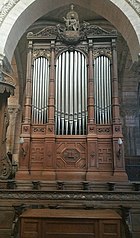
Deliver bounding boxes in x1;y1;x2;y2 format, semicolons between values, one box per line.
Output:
17;6;128;181
20;209;121;238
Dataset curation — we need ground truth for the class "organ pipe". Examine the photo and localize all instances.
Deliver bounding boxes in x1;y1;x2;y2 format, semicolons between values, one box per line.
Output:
94;55;112;124
32;57;49;124
55;50;88;135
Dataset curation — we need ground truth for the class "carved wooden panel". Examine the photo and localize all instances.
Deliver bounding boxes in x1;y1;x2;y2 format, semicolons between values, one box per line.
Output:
99;219;120;238
43;219;97;238
22;125;31;134
56;139;86;170
21;219;41;238
30;141;44;169
87;141;97;167
44;142;55;168
97;125;112;135
98;142;113;170
32;126;45;135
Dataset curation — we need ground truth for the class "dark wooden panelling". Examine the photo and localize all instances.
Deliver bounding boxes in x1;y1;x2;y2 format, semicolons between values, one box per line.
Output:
20;209;121;238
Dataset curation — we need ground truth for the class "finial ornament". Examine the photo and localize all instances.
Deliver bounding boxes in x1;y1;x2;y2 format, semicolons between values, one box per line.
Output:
71;4;74;11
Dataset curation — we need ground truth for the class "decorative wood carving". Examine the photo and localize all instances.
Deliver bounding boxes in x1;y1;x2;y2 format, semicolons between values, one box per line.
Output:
0;155;12;179
56;141;86;169
30;143;44;169
33;49;50;61
98;143;112;169
93;47;112;59
0;189;140;201
97;126;111;134
32;126;45;134
88;142;97;167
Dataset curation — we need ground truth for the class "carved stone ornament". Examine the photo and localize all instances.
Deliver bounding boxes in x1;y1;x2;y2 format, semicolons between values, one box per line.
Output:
122;105;137;117
0;0;20;25
126;0;140;16
0;155;12;179
0;80;14;96
0;69;15;96
27;5;117;45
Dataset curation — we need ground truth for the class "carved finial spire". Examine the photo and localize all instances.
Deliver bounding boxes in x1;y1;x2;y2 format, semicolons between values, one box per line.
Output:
70;4;74;11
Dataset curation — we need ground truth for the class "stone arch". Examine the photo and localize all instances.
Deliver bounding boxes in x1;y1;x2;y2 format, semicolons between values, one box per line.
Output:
0;0;140;64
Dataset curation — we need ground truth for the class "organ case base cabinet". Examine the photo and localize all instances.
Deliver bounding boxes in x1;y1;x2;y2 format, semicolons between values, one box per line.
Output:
20;209;121;238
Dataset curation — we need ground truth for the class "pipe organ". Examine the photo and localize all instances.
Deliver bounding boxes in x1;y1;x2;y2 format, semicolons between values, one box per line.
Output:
17;6;128;181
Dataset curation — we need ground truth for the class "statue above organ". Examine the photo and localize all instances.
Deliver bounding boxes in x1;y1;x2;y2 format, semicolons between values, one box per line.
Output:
16;5;128;181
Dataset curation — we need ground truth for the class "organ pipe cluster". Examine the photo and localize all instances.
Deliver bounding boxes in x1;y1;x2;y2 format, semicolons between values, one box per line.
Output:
31;52;112;133
32;57;49;124
55;50;88;135
94;56;112;124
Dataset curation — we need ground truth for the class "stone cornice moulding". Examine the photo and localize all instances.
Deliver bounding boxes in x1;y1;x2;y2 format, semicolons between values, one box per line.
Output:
0;0;20;26
126;0;140;16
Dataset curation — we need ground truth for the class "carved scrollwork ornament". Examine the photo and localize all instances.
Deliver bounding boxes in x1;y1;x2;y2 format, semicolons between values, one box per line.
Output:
33;49;51;61
0;155;12;179
93;48;112;60
76;45;88;55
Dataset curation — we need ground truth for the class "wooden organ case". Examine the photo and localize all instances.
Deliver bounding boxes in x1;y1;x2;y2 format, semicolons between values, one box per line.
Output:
17;6;128;181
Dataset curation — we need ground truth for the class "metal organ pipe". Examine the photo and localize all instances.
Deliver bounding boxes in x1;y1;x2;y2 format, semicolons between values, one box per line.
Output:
32;57;49;124
69;51;74;135
74;51;78;135
77;52;82;135
94;55;112;124
61;52;65;135
65;51;69;135
55;50;88;135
